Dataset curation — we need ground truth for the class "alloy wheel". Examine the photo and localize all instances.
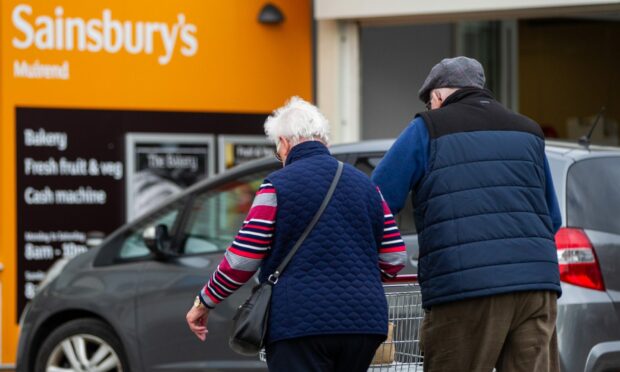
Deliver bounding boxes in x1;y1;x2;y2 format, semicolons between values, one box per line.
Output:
46;334;122;372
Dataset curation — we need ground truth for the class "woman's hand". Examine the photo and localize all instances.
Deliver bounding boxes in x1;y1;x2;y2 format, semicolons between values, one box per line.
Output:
186;302;210;341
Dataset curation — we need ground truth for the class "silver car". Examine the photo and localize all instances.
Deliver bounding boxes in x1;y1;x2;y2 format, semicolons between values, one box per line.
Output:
16;140;620;372
545;141;620;371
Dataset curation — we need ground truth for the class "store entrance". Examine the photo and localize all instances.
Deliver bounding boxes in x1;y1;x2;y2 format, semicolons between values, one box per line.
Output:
358;16;620;146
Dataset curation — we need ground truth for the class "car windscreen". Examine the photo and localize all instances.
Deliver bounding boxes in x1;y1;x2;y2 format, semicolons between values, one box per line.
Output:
567;156;620;234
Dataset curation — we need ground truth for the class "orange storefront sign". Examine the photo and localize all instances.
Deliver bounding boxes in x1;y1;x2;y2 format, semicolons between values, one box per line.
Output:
0;0;311;363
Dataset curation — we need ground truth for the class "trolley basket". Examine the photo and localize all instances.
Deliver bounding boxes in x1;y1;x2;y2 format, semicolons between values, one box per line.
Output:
259;274;424;371
368;274;424;371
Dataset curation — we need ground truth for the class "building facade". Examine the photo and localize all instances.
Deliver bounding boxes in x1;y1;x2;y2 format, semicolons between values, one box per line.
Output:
316;0;620;145
0;0;312;364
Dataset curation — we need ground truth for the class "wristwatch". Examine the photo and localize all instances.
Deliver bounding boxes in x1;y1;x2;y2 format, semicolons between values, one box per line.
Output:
194;295;204;309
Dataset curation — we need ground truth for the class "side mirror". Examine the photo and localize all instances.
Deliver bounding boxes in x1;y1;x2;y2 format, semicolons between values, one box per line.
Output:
142;224;174;258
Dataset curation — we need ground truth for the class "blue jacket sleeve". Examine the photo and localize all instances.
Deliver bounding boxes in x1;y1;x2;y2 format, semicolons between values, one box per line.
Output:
543;156;562;233
371;117;429;215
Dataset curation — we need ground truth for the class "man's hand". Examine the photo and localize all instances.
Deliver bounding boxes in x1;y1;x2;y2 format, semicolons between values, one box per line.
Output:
186;302;209;341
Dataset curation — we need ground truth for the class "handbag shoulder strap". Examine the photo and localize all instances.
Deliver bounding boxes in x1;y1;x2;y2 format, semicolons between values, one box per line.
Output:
267;161;344;285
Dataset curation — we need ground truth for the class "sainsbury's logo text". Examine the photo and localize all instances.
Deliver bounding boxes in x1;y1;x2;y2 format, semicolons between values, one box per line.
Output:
12;4;198;65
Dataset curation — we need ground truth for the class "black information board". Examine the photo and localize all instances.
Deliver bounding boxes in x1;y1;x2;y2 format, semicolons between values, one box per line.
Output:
15;107;265;318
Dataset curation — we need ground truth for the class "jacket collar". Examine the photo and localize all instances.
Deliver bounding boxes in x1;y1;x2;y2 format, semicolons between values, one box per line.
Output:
285;141;330;166
441;87;495;108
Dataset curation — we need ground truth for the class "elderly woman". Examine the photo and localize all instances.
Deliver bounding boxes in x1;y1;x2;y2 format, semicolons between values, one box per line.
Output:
186;97;406;371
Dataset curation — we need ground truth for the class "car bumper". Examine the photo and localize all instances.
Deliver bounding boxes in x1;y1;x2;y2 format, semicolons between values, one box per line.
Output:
557;283;620;372
584;341;620;372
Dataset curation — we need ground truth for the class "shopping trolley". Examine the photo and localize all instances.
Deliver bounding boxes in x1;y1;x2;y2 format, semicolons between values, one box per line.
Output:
259;274;424;371
368;274;424;371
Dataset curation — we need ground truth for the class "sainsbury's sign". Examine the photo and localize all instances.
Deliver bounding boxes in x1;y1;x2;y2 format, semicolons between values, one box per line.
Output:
11;4;198;66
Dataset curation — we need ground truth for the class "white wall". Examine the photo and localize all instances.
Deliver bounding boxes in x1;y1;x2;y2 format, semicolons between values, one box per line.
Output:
316;20;361;144
315;0;620;21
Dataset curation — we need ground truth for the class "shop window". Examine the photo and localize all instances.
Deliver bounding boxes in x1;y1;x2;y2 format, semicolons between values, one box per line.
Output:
519;18;620;145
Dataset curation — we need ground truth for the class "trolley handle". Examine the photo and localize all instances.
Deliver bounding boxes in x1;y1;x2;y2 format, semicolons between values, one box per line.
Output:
384;274;418;283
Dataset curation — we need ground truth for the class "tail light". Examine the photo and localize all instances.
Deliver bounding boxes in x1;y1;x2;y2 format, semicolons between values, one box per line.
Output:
555;227;605;291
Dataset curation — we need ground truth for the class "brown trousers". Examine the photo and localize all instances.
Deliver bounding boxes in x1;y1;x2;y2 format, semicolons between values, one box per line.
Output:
420;291;559;372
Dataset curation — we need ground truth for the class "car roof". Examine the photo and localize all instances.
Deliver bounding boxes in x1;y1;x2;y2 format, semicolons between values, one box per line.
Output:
133;139;620;219
545;140;620;161
102;137;619;248
330;139;394;154
173;138;620;199
332;139;620;159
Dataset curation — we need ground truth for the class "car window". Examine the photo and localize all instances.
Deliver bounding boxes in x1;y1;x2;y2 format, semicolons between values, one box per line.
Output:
567;156;620;234
118;199;185;259
181;169;273;254
545;155;567;205
353;155;417;235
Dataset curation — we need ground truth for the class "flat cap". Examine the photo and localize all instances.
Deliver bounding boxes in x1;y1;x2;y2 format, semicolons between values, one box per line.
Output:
418;56;486;103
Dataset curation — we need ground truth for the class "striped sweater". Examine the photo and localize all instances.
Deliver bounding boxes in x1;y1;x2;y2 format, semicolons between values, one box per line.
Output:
200;181;406;309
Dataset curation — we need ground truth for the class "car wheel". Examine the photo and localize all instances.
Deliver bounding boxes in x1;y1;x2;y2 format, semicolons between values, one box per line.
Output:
35;318;128;372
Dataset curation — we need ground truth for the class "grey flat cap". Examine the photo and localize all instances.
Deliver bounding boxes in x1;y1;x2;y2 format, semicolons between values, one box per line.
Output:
418;56;486;103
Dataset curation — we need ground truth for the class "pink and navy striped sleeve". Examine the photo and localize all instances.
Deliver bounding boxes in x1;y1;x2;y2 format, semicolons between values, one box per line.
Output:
199;181;277;309
377;187;407;279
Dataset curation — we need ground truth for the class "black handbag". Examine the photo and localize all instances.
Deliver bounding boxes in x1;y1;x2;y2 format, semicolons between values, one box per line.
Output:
229;161;344;356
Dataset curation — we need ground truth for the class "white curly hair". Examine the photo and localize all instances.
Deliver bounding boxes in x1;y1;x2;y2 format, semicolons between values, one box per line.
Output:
264;96;330;146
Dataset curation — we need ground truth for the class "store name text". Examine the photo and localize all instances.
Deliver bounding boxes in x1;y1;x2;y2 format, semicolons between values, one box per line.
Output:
11;4;198;65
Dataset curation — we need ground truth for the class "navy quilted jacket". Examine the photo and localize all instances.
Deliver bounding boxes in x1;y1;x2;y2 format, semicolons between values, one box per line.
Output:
414;88;561;308
259;141;389;343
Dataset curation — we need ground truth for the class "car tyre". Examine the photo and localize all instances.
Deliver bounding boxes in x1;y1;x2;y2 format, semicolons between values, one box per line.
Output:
35;318;129;372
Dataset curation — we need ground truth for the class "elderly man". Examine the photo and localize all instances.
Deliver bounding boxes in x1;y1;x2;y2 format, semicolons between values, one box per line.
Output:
187;97;407;371
372;57;562;372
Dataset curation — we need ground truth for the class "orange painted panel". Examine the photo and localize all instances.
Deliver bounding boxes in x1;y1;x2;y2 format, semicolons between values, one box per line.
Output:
1;0;312;363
